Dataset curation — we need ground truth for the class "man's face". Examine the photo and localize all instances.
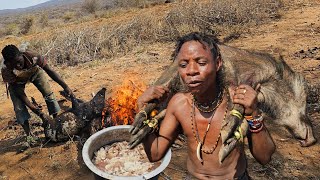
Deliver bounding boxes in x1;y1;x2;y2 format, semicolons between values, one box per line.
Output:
6;54;25;70
176;40;221;95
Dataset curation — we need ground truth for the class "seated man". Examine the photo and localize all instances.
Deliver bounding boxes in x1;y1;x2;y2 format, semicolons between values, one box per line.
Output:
1;44;73;146
137;32;276;179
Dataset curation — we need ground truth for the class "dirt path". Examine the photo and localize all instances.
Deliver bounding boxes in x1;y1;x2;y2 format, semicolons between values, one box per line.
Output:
0;1;320;180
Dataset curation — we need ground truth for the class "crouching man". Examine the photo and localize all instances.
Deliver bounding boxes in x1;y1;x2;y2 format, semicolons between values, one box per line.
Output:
137;32;276;179
1;44;73;146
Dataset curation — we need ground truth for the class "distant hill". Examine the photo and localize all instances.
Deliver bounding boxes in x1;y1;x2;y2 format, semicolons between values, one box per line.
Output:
0;0;83;16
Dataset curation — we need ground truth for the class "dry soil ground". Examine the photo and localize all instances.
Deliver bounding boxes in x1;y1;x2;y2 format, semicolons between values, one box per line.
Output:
0;1;320;180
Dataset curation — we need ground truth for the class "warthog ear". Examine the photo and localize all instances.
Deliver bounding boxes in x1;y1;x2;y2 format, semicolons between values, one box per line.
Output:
71;95;80;110
91;88;106;110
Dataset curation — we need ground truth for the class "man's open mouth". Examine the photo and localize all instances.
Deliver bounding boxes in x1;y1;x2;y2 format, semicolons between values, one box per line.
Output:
187;80;202;88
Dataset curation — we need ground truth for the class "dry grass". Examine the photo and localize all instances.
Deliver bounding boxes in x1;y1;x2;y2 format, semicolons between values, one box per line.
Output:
21;0;282;66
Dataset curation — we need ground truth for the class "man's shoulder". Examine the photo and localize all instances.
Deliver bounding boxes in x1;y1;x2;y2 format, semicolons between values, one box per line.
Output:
169;92;190;107
23;50;39;58
23;50;47;68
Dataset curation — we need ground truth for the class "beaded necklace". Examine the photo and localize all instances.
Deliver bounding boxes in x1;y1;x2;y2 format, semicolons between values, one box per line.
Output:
191;92;228;155
193;90;223;113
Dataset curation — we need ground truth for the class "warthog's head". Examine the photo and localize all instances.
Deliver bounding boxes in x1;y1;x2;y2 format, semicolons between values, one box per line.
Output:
72;88;106;121
90;87;107;115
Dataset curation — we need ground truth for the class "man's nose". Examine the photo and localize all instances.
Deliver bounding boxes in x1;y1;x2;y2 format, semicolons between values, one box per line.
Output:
186;62;199;76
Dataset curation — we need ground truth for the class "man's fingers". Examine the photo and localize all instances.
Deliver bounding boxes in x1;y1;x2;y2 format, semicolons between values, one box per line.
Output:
154;86;169;98
154;91;163;99
155;85;169;92
255;83;261;91
163;86;169;92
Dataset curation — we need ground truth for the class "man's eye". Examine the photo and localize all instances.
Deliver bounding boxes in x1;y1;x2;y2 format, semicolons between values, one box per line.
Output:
198;61;207;66
179;62;187;68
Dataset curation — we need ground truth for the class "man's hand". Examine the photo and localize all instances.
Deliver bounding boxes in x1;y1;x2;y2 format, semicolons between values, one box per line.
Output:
137;85;169;110
63;86;74;98
229;84;260;115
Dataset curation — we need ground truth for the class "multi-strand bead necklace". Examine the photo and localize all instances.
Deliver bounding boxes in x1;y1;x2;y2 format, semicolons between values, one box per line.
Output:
191;90;228;162
193;90;223;113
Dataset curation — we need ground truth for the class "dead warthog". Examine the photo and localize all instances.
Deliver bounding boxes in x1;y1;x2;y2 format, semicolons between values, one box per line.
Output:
129;43;317;163
36;88;106;142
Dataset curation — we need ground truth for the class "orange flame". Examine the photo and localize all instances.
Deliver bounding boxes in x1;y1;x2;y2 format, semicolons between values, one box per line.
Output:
106;80;146;126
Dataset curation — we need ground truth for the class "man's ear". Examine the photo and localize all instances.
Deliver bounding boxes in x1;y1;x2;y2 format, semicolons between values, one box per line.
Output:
216;56;222;72
3;60;12;69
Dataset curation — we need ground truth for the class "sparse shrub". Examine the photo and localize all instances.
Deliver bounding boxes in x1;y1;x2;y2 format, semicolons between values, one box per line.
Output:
62;11;75;22
50;161;62;171
99;8;128;19
111;0;165;8
29;28;102;66
27;0;283;66
39;12;49;27
4;23;19;36
20;16;34;34
162;0;283;38
0;28;6;38
82;0;100;14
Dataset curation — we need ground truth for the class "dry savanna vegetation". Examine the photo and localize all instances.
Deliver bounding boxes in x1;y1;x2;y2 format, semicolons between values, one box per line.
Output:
0;0;282;65
0;0;319;179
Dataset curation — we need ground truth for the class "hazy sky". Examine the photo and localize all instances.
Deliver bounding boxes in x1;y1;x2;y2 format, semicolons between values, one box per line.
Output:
0;0;50;10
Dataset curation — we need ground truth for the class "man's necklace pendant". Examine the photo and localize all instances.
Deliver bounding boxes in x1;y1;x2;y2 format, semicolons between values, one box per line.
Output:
196;142;203;163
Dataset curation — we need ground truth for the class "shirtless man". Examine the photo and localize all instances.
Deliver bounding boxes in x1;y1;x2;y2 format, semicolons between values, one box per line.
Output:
137;32;276;179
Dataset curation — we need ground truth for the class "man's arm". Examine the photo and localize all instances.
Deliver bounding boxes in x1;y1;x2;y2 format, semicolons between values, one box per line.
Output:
230;84;276;165
143;94;181;162
42;64;73;96
247;117;276;165
9;83;42;115
136;85;169;110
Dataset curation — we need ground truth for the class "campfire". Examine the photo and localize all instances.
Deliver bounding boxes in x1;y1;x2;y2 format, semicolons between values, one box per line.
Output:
103;80;146;127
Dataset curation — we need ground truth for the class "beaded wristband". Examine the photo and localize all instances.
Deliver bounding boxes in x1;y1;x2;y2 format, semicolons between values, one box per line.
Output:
246;114;264;133
249;122;264;133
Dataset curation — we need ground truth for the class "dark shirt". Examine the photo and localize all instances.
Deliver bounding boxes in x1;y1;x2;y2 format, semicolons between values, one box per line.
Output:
1;50;47;83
